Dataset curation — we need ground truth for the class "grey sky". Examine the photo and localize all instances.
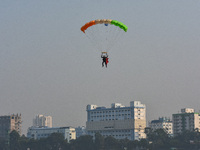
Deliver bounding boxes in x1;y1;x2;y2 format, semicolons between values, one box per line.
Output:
1;0;200;134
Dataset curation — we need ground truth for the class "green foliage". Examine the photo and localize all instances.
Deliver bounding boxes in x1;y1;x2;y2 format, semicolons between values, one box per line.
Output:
71;135;94;150
171;130;200;149
147;128;171;150
104;136;120;150
19;134;29;150
119;138;129;150
127;140;139;150
4;129;200;150
95;132;104;150
47;132;65;149
10;130;21;150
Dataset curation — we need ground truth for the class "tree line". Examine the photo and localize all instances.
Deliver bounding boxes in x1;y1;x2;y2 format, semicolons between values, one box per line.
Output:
1;129;200;150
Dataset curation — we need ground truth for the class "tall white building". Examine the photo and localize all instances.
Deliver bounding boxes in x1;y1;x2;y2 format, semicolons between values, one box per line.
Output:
27;126;76;142
86;101;146;140
149;117;173;136
33;115;52;128
173;108;200;136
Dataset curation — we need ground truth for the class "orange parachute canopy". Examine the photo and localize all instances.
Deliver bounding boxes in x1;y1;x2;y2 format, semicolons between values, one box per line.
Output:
81;20;96;33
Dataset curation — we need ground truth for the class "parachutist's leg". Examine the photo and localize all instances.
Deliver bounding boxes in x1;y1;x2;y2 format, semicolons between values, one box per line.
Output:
102;62;104;67
105;63;107;68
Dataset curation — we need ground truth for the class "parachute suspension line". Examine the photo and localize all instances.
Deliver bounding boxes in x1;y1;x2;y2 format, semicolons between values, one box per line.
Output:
90;25;104;51
86;25;102;51
98;24;108;52
104;26;111;52
85;32;96;49
101;24;109;53
105;24;113;52
81;19;128;54
96;24;105;52
102;25;110;52
99;24;117;53
85;25;125;53
106;25;124;52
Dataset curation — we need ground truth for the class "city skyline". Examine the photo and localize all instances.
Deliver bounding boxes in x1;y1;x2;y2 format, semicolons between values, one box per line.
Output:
1;0;200;135
1;102;199;137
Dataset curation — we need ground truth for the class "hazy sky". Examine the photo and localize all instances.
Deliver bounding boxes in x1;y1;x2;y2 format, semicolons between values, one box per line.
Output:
1;0;200;134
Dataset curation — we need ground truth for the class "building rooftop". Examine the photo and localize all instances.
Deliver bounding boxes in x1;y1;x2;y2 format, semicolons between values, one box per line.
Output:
151;117;172;124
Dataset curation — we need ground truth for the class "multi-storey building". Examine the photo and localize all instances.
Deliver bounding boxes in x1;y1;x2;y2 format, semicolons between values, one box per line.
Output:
27;126;76;142
33;114;52;127
173;108;200;136
149;117;173;136
86;101;146;140
0;114;22;139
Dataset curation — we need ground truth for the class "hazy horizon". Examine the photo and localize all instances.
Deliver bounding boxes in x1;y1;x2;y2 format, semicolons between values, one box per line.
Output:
1;0;200;134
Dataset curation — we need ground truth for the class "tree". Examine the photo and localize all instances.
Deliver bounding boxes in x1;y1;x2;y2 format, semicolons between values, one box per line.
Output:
46;132;65;150
104;136;119;150
171;130;200;149
94;133;104;150
26;138;38;150
119;138;130;150
127;140;139;150
18;134;29;150
73;135;94;150
9;130;21;150
147;128;170;150
139;139;148;149
62;138;70;150
37;138;50;150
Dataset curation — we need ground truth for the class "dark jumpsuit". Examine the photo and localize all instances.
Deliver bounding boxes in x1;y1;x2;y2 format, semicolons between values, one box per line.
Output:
101;55;108;67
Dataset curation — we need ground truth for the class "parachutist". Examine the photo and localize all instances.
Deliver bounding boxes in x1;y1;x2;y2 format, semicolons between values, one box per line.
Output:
80;19;127;69
101;52;109;68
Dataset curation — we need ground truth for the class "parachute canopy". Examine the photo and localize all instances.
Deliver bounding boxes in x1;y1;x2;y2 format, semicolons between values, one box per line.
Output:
81;19;128;33
80;19;127;53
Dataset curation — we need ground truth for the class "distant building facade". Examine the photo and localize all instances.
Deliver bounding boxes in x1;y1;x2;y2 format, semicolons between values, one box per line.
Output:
173;108;200;136
33;115;52;127
27;126;76;142
0;114;22;139
86;101;146;140
75;126;86;138
149;117;173;136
